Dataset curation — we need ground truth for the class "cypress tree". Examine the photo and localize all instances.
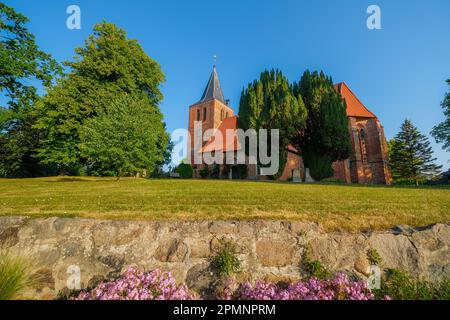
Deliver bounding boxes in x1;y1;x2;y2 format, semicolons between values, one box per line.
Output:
292;71;351;180
238;69;307;178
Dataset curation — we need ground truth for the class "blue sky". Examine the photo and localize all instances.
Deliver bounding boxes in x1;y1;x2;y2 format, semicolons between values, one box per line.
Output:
4;0;450;167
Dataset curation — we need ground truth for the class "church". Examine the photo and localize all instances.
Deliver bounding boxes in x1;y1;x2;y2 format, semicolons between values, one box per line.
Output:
187;66;392;184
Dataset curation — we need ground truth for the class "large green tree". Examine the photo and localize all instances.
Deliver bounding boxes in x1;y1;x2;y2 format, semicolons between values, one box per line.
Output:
431;79;450;152
390;119;442;184
0;3;60;112
238;69;307;177
0;3;60;177
35;22;166;173
79;95;169;179
292;71;351;180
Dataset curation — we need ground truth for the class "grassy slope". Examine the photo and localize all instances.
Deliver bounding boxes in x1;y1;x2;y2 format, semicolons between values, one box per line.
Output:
0;177;449;231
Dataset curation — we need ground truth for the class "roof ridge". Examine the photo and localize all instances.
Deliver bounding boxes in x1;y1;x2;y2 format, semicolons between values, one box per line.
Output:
337;82;377;118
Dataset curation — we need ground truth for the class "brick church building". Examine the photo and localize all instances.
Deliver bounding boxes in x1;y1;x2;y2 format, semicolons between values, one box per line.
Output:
188;66;392;184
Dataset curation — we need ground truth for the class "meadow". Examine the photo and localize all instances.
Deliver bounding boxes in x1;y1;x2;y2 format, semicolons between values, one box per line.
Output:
0;177;449;231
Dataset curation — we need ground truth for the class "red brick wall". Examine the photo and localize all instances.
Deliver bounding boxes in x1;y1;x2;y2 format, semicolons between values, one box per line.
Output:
332;160;351;183
279;152;303;181
187;99;234;166
344;117;392;185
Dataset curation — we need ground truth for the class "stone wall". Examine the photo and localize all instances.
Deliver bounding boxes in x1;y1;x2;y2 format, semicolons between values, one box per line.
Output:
0;217;449;299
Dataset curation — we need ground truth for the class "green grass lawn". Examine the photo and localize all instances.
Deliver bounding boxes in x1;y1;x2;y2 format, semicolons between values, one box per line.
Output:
0;177;449;231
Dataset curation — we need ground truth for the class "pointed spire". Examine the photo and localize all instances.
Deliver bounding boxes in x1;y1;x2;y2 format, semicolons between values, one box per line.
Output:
199;65;225;103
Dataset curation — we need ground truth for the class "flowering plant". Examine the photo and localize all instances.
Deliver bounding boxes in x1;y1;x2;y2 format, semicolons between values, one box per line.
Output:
74;268;391;300
221;273;391;300
74;267;195;300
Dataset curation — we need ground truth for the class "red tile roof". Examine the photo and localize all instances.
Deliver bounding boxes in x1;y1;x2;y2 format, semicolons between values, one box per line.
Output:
334;82;377;119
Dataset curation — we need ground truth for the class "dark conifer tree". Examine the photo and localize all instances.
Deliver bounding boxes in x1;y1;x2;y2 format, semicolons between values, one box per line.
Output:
238;69;307;178
292;71;351;180
390;119;442;184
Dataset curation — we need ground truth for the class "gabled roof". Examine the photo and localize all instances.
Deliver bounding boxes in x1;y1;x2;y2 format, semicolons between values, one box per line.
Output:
334;82;377;119
199;65;225;104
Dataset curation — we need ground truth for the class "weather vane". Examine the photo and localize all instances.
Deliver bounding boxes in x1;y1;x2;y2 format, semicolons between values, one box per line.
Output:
213;54;217;66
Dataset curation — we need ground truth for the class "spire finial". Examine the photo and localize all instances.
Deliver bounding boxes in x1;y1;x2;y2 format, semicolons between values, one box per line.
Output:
213;54;217;67
199;61;225;103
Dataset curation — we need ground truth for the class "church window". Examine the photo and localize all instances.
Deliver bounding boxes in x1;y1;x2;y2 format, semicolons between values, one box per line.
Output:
226;112;229;118
221;110;224;120
203;108;207;120
197;109;200;121
359;129;368;163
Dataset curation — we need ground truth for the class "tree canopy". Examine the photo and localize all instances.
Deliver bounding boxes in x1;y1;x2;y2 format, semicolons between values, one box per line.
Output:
35;22;166;172
0;3;60;177
238;69;307;177
79;95;169;179
292;71;351;180
431;79;450;152
390;119;442;184
0;3;60;113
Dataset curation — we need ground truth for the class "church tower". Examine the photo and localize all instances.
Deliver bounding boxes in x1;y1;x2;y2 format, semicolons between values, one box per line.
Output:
187;66;234;170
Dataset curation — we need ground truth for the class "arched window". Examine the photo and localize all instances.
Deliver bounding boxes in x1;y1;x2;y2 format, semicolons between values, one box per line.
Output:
221;110;224;120
203;108;207;120
196;109;200;121
359;128;368;163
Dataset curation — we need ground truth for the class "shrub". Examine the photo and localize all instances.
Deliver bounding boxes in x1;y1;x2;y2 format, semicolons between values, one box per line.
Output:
211;239;241;278
199;166;209;178
222;273;386;300
175;163;193;179
211;164;220;179
221;165;231;179
74;267;195;300
234;164;248;179
0;249;34;300
373;269;450;300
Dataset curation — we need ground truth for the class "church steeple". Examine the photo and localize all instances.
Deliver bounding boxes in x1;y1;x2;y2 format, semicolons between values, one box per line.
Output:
199;65;225;103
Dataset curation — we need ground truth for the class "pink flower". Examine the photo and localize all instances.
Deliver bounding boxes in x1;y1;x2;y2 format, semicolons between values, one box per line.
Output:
74;267;196;300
